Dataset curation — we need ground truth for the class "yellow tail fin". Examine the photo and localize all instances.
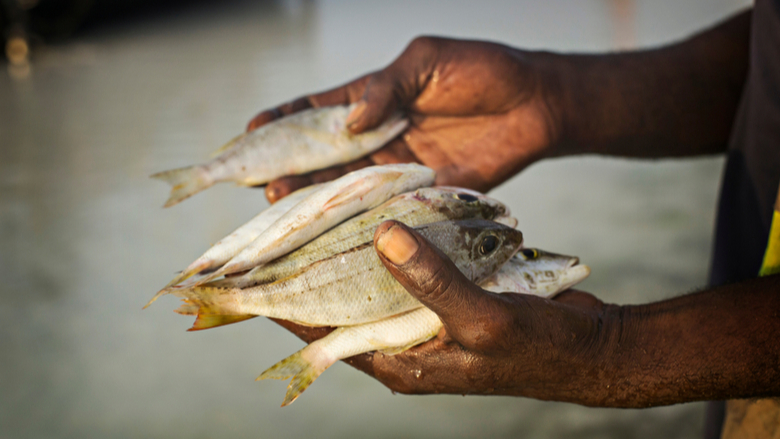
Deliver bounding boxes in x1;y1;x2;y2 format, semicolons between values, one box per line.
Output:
151;165;213;207
257;350;327;407
167;285;241;317
188;314;257;331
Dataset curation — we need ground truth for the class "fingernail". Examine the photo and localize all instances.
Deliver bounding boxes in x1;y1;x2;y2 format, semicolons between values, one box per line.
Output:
376;225;419;265
346;100;367;127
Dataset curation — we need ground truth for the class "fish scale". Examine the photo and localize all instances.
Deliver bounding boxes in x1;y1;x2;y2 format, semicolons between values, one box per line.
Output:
174;220;523;327
197;163;436;283
224;186;511;288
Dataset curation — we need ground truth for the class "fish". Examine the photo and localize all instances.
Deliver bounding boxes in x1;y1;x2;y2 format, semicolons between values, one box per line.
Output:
258;248;590;406
219;186;514;289
151;104;408;207
143;184;323;309
195;164;436;284
480;248;591;298
171;219;523;328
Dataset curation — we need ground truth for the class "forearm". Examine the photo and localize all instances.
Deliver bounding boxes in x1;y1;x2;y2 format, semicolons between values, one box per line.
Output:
532;9;751;159
586;275;780;407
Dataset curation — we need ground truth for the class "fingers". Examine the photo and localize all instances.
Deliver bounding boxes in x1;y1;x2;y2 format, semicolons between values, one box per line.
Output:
246;74;373;132
264;157;374;203
347;38;438;133
264;138;420;203
246;97;312;132
373;221;511;351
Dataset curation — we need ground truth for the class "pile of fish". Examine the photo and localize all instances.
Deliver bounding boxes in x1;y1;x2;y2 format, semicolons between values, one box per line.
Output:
149;105;591;406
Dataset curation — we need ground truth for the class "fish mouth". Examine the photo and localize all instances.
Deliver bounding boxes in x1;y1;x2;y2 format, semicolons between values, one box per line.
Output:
564;264;591;285
567;257;580;268
494;215;518;228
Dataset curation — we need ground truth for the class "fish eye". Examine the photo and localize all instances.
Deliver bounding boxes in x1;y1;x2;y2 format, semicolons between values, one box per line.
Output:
455;193;478;202
479;235;498;255
522;248;539;259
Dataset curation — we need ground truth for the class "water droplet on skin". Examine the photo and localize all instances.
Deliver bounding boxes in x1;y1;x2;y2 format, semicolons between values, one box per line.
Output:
414;370;422;379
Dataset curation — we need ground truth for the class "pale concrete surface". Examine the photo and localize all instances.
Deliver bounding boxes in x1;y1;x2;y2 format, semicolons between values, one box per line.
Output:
0;0;752;437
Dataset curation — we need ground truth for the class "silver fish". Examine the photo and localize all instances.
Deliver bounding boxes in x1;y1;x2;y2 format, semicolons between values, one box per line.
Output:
481;248;591;298
196;164;435;284
151;104;408;207
144;184;323;308
171;220;523;328
258;248;590;406
220;186;513;289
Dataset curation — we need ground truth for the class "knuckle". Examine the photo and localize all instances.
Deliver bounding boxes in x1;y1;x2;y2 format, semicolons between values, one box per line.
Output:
417;259;456;303
406;35;440;55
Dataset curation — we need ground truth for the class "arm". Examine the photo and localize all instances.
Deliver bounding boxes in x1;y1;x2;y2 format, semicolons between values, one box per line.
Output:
249;10;751;201
545;9;751;159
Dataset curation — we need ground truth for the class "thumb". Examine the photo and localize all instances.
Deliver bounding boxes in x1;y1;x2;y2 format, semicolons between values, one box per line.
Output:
346;37;439;133
374;220;507;349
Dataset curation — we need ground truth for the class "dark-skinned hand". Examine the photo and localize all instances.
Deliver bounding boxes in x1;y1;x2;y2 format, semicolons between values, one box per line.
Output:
247;36;560;203
272;220;615;402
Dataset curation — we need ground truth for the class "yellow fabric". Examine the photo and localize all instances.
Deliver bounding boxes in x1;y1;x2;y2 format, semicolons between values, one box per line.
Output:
721;189;780;439
722;399;780;439
759;210;780;277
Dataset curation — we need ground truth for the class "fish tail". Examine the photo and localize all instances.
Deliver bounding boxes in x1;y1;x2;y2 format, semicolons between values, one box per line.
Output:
174;303;199;315
257;349;329;407
151;165;214;207
170;285;240;316
191;259;253;286
143;261;215;309
187;313;257;331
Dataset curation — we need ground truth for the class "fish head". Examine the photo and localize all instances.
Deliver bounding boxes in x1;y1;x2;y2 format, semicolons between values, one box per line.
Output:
485;248;590;296
417;219;523;284
414;186;515;225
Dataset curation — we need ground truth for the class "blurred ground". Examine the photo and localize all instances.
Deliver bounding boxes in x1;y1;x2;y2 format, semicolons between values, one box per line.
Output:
0;0;752;437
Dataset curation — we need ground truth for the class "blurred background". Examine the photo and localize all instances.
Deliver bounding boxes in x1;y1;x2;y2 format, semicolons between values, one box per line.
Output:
0;0;753;437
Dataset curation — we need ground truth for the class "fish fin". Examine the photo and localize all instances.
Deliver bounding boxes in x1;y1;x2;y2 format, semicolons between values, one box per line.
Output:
187;314;257;331
194;260;256;286
174;303;199;315
257;350;328;407
170;285;238;316
151;165;214;208
143;260;215;309
209;133;242;158
143;288;169;309
167;260;214;288
322;180;373;211
204;278;239;288
378;335;435;356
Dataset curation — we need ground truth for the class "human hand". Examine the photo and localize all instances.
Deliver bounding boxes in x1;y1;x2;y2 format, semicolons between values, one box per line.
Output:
273;220;629;405
248;37;562;203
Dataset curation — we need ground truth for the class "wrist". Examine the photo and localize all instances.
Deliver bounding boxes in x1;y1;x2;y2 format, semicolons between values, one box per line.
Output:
518;50;569;161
